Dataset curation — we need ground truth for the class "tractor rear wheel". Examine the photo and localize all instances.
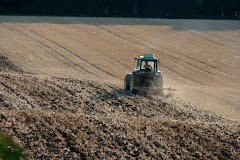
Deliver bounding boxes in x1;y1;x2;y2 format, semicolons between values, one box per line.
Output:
130;73;140;94
124;77;129;90
124;74;131;91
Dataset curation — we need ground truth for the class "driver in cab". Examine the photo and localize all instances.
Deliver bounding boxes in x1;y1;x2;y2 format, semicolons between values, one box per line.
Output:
144;61;152;71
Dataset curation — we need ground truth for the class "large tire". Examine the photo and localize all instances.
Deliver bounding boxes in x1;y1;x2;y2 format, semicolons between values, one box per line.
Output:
130;73;140;94
124;73;131;91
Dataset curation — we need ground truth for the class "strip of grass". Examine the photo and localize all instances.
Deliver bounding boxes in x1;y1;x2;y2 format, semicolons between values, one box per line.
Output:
0;132;30;160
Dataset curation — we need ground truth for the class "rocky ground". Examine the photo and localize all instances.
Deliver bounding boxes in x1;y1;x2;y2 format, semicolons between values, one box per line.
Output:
0;54;239;159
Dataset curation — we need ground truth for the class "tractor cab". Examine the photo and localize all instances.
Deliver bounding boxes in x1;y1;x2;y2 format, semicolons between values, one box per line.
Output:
134;53;159;72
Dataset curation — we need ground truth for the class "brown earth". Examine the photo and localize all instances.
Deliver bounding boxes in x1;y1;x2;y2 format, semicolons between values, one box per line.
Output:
0;16;240;159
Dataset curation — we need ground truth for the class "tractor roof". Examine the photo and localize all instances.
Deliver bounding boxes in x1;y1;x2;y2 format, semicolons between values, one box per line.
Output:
138;53;158;61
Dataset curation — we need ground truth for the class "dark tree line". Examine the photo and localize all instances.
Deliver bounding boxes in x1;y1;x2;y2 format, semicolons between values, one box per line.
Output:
0;0;239;19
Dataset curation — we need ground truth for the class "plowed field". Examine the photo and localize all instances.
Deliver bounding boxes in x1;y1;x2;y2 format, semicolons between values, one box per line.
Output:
0;16;240;159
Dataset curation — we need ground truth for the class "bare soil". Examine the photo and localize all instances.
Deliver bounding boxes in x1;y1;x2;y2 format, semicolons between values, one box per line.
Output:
0;16;240;159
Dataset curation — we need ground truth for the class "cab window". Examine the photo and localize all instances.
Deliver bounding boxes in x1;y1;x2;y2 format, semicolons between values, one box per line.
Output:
141;60;155;71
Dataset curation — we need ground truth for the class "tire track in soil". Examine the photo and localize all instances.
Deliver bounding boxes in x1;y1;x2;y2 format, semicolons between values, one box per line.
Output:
14;23;119;79
103;25;235;80
188;30;236;50
76;20;147;69
3;21;218;85
111;25;231;75
44;23;133;70
92;25;210;85
86;23;197;82
2;23;98;77
161;64;206;85
155;29;239;79
95;25;207;74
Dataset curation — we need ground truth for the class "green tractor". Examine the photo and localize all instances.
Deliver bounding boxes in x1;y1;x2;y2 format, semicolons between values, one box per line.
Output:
124;53;164;94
